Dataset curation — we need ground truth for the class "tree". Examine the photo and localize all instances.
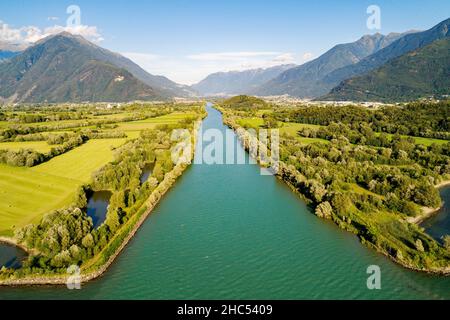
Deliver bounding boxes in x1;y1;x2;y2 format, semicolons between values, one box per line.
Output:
51;250;72;268
309;180;327;203
415;239;425;252
443;235;450;251
82;233;95;249
315;202;333;219
263;117;279;129
106;207;125;233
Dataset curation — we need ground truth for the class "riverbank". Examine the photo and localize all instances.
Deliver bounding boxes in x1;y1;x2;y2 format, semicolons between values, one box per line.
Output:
407;180;450;225
0;120;202;286
0;237;33;255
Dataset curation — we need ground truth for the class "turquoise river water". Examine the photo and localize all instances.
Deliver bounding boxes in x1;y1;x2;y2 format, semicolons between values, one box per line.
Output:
0;105;449;299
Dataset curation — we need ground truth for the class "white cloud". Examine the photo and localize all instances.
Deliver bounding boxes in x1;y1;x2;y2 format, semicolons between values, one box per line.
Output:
272;53;296;64
0;20;103;44
43;25;104;42
47;17;59;21
187;51;281;61
302;52;314;61
189;51;298;73
0;21;22;42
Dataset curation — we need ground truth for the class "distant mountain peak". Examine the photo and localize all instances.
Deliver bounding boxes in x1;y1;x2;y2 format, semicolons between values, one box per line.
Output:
253;30;410;98
322;37;450;102
0;32;190;103
320;17;450;96
191;64;297;96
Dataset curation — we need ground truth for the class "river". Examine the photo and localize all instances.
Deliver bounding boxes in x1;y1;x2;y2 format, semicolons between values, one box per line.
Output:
422;186;450;244
0;105;449;299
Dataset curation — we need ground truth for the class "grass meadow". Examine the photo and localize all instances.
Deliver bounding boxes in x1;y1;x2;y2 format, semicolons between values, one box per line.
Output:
0;110;198;236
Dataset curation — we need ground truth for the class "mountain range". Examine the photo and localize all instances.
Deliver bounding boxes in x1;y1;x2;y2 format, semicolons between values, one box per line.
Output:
0;51;18;62
0;32;194;103
251;31;413;98
322;37;450;102
191;17;449;102
0;17;449;103
319;17;450;99
191;64;296;96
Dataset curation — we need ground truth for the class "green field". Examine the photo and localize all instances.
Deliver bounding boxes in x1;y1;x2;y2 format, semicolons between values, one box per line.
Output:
116;112;196;131
32;138;127;182
0;138;127;235
236;117;264;128
237;118;327;144
0;141;58;153
0;165;79;236
377;133;449;146
279;123;323;136
124;131;141;139
237;117;448;146
0;109;200;236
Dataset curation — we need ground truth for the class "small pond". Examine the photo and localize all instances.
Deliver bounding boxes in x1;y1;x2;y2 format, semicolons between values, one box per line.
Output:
140;163;155;184
87;191;112;228
421;186;450;243
0;243;28;269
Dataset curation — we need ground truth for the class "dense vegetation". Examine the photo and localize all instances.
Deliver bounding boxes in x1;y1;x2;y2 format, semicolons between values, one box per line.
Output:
273;101;450;140
0;104;186;167
0;133;87;166
221;95;268;110
0;102;204;278
221;96;450;272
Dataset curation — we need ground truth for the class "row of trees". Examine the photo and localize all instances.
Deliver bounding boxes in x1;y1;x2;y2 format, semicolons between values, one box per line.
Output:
274;101;450;140
0;108;175;141
0;134;87;167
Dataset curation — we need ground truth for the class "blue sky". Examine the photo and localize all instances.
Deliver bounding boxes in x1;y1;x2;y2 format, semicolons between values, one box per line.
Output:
1;0;449;84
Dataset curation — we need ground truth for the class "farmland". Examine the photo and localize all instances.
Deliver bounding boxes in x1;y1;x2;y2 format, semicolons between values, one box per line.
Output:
236;117;329;144
32;138;127;182
0;103;203;236
0;141;59;153
0;164;78;236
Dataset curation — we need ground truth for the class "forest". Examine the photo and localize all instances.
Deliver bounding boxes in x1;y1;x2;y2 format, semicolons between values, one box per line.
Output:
220;96;450;272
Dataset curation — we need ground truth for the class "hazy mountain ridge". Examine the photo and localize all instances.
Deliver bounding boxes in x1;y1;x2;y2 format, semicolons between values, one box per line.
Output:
192;64;296;96
0;51;19;62
0;40;26;62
